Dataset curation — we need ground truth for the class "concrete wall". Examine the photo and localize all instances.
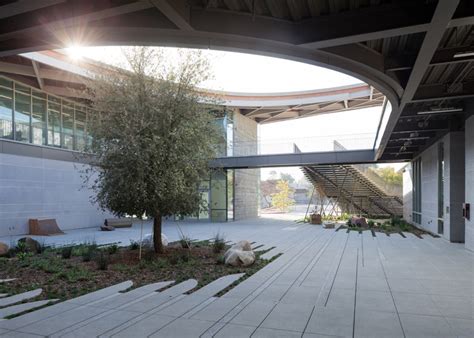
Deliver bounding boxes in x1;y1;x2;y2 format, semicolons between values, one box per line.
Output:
233;110;259;220
0;152;111;237
445;132;465;243
403;131;466;244
465;116;474;251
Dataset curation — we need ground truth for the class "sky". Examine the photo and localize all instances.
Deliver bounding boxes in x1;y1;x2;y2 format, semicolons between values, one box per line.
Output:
64;46;403;180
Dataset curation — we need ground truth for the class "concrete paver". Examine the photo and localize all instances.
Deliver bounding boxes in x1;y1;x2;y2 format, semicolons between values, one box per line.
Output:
0;216;472;337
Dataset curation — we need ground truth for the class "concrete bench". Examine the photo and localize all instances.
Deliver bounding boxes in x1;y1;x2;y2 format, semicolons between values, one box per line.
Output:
104;218;133;228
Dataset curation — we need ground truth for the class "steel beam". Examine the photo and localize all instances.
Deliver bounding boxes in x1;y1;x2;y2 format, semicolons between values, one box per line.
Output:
210;149;376;169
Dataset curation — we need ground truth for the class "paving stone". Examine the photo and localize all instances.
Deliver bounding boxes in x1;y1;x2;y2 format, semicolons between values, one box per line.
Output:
356;290;396;312
57;309;142;338
355;310;404;338
213;323;256;338
191;297;242;322
0;302;77;331
193;274;244;297
386;278;425;293
0;299;58;319
18;305;104;336
444;317;474;337
392;292;441;316
0;289;42;307
279;285;321;305
66;281;133;305
0;330;43;337
260;302;313;332
230;301;277;327
357;276;389;292
324;289;355;310
430;295;474;319
305;305;353;337
149;318;214;337
252;327;302;337
110;314;175;337
399;313;454;337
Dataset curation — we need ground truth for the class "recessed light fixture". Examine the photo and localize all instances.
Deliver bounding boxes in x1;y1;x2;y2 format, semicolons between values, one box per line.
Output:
453;51;474;58
417;107;463;115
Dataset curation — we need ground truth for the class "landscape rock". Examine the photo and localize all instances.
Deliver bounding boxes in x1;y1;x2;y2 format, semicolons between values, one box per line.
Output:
231;240;252;251
0;242;9;256
224;248;255;267
350;216;368;227
100;225;115;231
18;237;41;253
141;233;168;248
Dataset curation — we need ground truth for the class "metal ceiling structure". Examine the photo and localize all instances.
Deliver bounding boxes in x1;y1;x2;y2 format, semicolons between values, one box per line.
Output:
302;164;403;217
0;0;472;162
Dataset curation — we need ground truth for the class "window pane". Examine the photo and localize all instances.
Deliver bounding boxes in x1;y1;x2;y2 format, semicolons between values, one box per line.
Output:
62;102;74;150
0;81;13;139
48;99;61;147
32;97;47;145
74;106;86;151
14;91;31;142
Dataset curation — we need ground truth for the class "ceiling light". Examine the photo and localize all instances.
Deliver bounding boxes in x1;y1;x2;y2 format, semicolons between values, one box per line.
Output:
417;107;463;115
453;51;474;58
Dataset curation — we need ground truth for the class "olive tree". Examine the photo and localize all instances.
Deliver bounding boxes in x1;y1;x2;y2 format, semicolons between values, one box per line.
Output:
85;47;221;253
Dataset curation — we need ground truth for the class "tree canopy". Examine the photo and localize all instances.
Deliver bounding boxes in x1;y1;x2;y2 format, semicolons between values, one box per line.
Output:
85;47;221;252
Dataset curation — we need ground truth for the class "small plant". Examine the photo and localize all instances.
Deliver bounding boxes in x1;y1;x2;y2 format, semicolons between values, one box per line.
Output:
368;220;375;227
216;255;225;265
82;247;95;262
107;244;119;254
17;251;32;261
94;251;109;270
346;219;352;227
61;246;73;259
168;254;179;265
180;252;190;263
16;241;27;253
212;233;226;254
179;234;192;249
129;240;139;250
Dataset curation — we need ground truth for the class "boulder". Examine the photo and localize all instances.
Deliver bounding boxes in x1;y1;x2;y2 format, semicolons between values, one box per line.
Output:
350;216;368;227
100;225;115;231
224;248;255;267
18;237;41;253
0;242;9;256
141;233;168;248
231;240;252;251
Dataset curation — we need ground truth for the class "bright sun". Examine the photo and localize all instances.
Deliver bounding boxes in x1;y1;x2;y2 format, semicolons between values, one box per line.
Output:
65;45;86;60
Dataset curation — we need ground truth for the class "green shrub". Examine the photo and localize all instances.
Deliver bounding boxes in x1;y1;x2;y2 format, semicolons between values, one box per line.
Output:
82;247;95;262
16;241;27;253
212;233;226;253
216;255;225;265
94;251;109;270
17;251;32;261
168;255;179;265
368;220;375;227
129;240;139;250
107;244;119;254
61;246;73;259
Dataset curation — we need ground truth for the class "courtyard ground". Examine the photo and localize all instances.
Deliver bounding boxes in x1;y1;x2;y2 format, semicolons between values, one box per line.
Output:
0;215;473;337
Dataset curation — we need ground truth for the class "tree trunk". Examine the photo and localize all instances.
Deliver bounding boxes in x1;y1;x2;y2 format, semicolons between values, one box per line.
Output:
153;213;164;253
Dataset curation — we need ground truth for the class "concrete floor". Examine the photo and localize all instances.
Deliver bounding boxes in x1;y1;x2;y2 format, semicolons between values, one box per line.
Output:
1;216;473;337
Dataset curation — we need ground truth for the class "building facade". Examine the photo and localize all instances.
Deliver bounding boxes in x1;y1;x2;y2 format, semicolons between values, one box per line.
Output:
403;113;474;251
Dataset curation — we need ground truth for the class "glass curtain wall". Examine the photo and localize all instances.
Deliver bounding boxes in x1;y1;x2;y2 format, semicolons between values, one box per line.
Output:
0;76;91;151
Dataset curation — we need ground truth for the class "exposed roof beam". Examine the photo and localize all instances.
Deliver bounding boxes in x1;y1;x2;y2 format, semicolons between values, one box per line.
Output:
43;85;88;99
0;0;65;20
149;0;193;31
31;60;43;90
386;45;474;71
412;80;474;102
400;0;461;110
376;0;460;159
0;1;155;41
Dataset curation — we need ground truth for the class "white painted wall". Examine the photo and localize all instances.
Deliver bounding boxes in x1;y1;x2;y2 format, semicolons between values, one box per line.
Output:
0;153;111;236
402;163;413;223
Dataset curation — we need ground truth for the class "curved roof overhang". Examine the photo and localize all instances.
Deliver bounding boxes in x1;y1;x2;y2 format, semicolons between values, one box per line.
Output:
0;0;472;161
